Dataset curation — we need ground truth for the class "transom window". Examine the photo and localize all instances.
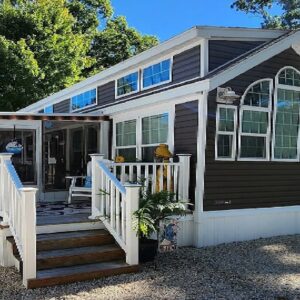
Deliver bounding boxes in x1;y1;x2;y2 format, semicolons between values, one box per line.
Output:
215;105;237;160
116;72;139;97
71;89;97;111
278;67;300;87
142;59;171;89
44;105;53;114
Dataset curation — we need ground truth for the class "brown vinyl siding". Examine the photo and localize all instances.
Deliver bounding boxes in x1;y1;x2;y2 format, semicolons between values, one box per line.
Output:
204;47;300;211
208;40;264;72
53;99;70;113
174;100;198;203
91;46;201;110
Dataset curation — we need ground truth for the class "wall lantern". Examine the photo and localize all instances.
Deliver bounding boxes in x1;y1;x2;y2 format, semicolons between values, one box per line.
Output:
216;87;240;104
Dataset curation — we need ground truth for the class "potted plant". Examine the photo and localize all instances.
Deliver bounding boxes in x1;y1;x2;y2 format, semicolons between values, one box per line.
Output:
133;188;188;262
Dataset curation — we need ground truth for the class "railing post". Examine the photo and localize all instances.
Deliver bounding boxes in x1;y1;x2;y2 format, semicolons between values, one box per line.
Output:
124;183;140;265
89;154;105;219
177;154;191;202
0;153;13;225
20;187;37;287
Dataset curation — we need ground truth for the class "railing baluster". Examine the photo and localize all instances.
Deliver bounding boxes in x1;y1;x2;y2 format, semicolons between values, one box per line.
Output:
110;184;116;229
174;165;179;197
121;194;126;242
116;191;120;236
159;164;164;192
151;165;157;194
167;165;171;192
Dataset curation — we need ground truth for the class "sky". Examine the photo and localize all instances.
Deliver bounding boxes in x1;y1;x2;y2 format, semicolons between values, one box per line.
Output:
111;0;282;41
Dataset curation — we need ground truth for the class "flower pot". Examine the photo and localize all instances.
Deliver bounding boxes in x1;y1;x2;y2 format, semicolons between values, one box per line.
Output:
139;239;158;263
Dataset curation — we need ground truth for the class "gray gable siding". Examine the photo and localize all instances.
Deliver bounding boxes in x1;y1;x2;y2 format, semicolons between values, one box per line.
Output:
53;99;70;113
94;45;201;109
208;40;264;72
204;48;300;211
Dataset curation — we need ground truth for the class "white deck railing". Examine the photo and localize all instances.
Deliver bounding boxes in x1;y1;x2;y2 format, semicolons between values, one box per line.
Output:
0;153;37;287
91;155;139;265
90;153;191;265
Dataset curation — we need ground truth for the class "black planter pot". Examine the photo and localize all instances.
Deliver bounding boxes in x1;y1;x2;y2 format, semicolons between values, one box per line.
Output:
139;239;158;263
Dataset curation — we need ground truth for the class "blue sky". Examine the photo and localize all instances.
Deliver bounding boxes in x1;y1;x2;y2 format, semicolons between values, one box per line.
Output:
111;0;282;41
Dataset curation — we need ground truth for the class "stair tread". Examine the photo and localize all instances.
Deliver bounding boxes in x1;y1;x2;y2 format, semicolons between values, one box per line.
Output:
36;261;132;279
37;244;121;259
37;229;109;242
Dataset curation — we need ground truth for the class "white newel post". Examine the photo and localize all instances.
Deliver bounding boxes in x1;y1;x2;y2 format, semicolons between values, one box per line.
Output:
21;187;37;287
0;153;13;224
90;154;105;219
177;154;191;202
124;183;140;265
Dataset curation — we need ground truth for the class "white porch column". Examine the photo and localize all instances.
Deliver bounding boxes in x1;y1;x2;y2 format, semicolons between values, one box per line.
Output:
177;154;191;202
0;153;13;225
20;187;37;287
89;154;105;219
100;121;110;159
124;183;140;265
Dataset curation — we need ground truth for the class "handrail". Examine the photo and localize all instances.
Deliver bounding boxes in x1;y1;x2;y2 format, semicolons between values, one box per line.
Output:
98;161;126;194
4;160;23;190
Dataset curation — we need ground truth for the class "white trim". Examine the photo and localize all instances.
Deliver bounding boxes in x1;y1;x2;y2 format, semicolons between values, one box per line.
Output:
272;66;300;162
238;79;273;161
215;104;237;161
200;39;209;77
141;57;173;91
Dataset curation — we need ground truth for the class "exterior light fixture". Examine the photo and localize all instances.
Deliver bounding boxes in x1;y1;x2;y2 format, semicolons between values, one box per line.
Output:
216;87;240;104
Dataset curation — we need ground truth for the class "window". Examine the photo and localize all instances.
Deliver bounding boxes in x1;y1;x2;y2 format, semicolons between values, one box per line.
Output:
142;59;171;89
44;105;53;114
273;67;300;160
116;72;139;97
239;80;272;160
115;120;136;161
141;114;169;161
71;89;97;111
215;105;237;160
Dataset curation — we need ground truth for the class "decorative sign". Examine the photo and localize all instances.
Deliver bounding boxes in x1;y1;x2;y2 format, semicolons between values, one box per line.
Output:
6;140;23;155
158;219;179;253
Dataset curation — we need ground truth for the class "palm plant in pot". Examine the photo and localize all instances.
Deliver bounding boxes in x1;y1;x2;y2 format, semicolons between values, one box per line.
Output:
133;188;188;262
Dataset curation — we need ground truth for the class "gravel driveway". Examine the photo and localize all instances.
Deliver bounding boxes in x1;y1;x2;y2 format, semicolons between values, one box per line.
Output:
1;235;299;300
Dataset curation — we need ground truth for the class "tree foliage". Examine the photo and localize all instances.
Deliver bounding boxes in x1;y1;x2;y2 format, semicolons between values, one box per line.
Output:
232;0;300;29
0;0;158;111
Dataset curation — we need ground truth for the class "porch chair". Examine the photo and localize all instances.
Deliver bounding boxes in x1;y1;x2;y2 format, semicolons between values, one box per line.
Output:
66;161;92;204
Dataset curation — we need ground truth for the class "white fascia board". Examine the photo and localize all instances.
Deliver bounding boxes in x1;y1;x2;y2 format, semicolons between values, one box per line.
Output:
101;79;209;116
208;31;300;92
196;26;287;40
19;27;201;113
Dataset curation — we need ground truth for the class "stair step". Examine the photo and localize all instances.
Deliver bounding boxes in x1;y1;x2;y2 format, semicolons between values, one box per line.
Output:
37;244;125;270
37;229;114;251
27;261;139;289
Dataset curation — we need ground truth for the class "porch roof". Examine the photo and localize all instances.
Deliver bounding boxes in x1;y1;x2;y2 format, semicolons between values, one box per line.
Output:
0;112;110;122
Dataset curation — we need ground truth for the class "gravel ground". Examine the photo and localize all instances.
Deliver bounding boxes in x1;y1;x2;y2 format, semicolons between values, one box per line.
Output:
1;235;300;300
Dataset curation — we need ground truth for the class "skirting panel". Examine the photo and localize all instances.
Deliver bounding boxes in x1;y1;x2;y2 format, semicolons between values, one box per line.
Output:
194;206;300;247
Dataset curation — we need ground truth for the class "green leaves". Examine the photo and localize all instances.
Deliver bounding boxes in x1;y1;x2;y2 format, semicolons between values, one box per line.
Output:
232;0;300;29
0;0;158;111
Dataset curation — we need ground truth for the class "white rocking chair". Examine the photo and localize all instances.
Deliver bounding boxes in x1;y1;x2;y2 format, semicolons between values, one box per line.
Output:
66;161;92;204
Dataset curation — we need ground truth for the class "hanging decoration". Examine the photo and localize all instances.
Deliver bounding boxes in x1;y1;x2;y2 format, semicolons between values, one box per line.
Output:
6;125;23;155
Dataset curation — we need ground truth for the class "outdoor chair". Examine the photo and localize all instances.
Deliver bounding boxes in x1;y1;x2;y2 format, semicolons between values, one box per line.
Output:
66;161;92;204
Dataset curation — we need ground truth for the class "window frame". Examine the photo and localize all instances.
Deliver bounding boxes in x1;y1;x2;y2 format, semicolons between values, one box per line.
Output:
113;108;174;161
215;104;238;161
238;79;273;162
115;69;140;99
272;67;300;162
70;88;98;112
141;57;173;91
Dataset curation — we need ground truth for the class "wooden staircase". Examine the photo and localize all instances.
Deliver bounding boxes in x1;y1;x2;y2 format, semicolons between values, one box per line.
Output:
7;229;139;288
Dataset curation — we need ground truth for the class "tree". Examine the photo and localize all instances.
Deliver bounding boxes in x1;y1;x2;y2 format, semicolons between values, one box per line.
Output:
87;16;158;74
0;0;158;111
231;0;300;29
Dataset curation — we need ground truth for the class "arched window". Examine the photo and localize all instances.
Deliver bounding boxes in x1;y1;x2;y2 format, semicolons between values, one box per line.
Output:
239;79;273;160
273;67;300;160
